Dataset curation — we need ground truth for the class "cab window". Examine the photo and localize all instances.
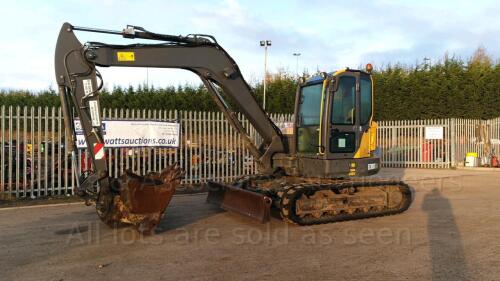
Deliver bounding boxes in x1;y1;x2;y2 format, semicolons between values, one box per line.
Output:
331;76;356;125
298;83;323;126
360;76;372;125
297;82;323;153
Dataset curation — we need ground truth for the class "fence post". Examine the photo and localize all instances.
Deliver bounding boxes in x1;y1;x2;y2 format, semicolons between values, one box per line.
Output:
450;118;456;167
1;106;4;195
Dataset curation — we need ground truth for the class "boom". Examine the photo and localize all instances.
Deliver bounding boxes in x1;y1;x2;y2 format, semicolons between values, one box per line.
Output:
55;22;285;180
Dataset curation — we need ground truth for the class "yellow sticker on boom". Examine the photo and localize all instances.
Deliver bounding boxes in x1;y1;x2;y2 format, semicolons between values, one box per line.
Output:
117;52;135;62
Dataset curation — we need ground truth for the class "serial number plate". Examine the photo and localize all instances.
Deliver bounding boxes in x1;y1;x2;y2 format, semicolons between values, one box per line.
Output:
368;163;378;170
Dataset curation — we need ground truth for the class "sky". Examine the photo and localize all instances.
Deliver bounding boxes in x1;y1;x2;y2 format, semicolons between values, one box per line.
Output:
0;0;499;91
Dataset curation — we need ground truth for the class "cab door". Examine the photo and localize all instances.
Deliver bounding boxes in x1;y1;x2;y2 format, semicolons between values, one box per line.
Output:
328;74;358;159
296;79;325;155
327;72;372;159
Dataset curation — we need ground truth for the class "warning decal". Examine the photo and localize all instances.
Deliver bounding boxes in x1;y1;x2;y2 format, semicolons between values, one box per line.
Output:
117;52;135;62
88;100;101;127
93;143;105;160
83;79;93;96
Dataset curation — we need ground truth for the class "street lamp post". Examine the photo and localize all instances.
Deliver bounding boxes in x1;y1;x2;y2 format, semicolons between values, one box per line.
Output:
260;40;271;110
423;57;431;69
293;53;301;77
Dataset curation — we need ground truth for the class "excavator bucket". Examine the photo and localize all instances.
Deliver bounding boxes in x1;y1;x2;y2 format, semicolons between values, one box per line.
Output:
207;182;272;223
97;164;184;234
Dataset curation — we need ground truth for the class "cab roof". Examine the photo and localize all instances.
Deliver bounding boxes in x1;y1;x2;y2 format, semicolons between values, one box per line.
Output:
303;68;371;84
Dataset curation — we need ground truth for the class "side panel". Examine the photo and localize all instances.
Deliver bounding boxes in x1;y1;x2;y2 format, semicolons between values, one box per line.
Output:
354;129;371;158
355;120;378;158
297;157;380;178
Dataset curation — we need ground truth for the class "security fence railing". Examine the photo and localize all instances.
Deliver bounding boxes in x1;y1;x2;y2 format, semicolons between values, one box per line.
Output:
0;106;292;199
377;119;452;168
377;118;500;169
1;105;499;199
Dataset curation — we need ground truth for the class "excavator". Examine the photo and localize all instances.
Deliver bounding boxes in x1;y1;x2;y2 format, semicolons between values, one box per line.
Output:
55;23;412;234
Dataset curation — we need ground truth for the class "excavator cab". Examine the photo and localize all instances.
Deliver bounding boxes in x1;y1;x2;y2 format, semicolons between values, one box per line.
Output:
280;69;379;178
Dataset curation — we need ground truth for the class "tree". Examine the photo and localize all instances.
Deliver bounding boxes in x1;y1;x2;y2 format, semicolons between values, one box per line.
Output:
1;49;499;120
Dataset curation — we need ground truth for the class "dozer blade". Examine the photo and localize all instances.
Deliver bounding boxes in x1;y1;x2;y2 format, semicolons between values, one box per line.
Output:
97;164;184;234
207;181;272;223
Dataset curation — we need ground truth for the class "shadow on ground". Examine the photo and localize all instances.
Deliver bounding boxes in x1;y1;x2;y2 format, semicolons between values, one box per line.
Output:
155;195;224;233
422;188;469;281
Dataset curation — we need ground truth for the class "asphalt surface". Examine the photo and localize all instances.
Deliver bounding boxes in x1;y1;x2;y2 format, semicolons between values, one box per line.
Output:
1;168;500;281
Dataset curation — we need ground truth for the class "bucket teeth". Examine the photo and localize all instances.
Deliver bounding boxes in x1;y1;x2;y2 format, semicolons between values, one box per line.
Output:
96;164;184;234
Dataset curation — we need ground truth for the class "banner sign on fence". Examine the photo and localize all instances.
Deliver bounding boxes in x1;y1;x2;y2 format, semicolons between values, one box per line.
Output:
425;126;444;140
74;120;180;148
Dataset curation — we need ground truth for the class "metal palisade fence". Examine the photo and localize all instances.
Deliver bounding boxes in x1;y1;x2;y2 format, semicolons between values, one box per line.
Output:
0;106;292;199
378;119;452;168
1;105;499;199
377;118;500;168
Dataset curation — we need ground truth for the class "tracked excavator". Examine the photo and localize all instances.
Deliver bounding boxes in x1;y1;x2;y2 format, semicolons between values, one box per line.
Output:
55;23;412;234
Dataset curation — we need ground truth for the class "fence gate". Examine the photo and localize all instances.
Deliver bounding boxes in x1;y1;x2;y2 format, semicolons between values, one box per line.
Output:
377;119;451;168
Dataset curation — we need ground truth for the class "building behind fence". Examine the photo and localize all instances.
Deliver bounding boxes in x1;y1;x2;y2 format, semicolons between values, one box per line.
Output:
1;105;499;198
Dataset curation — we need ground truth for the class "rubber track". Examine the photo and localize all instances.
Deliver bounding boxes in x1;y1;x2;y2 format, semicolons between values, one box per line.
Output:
278;181;412;225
